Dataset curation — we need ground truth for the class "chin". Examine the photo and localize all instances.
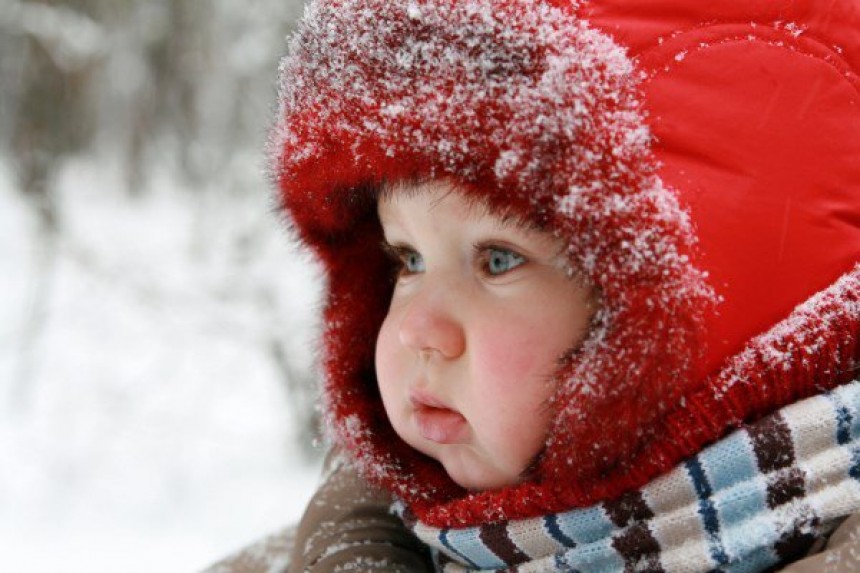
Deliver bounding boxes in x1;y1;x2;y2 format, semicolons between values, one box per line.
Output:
442;456;521;491
408;434;525;490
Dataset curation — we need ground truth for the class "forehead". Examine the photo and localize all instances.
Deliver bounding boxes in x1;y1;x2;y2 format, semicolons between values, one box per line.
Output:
377;179;540;233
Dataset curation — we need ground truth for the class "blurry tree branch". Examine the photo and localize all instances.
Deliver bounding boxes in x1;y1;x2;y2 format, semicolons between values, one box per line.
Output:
0;1;107;72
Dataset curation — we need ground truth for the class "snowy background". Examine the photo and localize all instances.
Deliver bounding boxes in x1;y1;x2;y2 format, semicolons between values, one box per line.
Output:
1;1;326;571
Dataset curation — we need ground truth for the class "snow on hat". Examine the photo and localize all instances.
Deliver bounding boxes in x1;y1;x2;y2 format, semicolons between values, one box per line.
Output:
269;0;860;527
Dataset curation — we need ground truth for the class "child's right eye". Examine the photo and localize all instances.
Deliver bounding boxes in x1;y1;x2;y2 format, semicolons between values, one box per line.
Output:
400;249;425;275
382;242;425;277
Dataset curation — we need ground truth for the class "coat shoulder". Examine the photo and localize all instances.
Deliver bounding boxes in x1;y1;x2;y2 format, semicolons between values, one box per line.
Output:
779;513;860;573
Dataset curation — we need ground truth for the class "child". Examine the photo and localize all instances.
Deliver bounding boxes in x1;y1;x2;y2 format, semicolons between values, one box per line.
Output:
375;179;599;491
215;0;860;571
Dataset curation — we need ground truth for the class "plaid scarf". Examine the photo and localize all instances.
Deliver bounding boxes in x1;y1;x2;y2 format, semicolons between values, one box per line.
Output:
397;379;860;572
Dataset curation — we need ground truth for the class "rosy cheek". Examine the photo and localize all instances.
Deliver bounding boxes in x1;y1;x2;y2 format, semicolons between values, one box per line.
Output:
472;321;543;392
375;317;403;407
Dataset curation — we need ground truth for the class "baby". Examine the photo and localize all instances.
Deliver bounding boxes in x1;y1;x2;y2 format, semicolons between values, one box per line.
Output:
208;0;860;571
273;174;609;571
375;180;597;492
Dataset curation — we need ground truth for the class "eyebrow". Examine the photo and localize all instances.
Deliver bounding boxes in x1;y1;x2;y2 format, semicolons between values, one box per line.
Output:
378;239;413;260
379;238;401;250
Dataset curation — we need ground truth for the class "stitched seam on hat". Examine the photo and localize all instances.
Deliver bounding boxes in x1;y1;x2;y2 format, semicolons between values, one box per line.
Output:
635;24;859;94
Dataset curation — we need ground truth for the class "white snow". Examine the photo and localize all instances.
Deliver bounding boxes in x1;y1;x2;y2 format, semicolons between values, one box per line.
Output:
0;154;324;572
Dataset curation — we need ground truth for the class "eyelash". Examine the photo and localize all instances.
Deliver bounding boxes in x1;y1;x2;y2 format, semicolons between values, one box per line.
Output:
382;243;527;278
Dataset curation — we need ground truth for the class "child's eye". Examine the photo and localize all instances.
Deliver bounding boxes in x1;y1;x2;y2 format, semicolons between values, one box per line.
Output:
482;247;526;276
381;242;425;277
401;250;425;274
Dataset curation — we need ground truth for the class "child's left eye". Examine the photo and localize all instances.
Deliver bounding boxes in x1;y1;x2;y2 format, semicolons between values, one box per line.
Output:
483;248;526;276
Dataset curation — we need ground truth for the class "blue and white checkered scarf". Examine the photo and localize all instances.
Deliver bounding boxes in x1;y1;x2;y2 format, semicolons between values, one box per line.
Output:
397;378;860;572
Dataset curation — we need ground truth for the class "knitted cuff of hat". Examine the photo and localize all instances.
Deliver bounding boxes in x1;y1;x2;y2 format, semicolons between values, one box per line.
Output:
398;377;860;573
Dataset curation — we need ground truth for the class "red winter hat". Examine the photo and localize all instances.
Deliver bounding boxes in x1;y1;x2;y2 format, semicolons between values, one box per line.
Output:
269;0;860;527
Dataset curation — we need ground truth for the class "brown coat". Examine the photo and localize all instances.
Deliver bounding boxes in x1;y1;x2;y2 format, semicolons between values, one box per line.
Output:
203;450;432;573
204;452;860;573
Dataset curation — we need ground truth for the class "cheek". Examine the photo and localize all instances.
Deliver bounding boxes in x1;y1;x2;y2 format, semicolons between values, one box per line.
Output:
375;314;404;409
482;281;593;384
471;308;568;391
470;318;556;470
473;328;542;387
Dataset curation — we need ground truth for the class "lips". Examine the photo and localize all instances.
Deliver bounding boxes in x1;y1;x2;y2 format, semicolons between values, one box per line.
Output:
409;390;467;444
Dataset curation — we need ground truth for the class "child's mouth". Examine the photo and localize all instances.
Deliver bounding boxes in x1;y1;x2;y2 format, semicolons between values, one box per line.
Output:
413;405;467;444
409;390;467;444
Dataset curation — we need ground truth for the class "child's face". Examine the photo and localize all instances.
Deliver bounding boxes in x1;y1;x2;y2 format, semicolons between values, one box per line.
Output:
375;181;595;490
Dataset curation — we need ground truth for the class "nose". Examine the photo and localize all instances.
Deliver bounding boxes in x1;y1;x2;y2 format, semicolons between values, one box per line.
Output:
398;288;466;359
